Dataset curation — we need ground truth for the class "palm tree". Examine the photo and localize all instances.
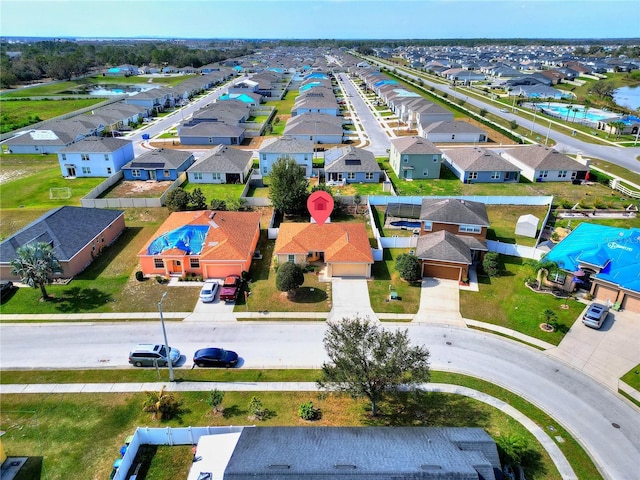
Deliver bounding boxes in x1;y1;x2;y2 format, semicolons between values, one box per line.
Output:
572;107;580;122
10;242;61;301
583;99;592;120
143;385;182;420
534;258;559;291
540;308;558;331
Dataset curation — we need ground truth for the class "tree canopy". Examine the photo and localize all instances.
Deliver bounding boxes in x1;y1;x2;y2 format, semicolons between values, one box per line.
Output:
276;261;305;297
268;156;309;215
395;253;421;282
318;316;431;416
10;241;61;300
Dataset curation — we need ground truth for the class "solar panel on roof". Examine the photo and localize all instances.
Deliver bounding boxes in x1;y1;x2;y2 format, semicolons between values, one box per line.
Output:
345;159;361;165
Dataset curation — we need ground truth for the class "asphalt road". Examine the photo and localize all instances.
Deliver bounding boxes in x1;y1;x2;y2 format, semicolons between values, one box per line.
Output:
1;321;638;480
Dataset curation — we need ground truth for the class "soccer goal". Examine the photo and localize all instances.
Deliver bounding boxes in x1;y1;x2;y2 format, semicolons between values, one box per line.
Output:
50;187;72;200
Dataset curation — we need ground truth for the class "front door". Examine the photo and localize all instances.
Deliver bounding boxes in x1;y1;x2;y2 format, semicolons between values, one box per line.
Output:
403;169;412;179
148;170;156;180
66;166;76;177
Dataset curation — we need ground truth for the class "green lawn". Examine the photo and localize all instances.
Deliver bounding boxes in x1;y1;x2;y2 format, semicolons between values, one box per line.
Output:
182;181;246;202
486;205;550;247
0;98;105;133
460;256;584;345
369;248;421;314
620;364;640;391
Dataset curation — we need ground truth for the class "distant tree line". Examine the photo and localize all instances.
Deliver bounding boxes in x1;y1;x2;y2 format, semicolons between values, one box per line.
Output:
0;40;253;87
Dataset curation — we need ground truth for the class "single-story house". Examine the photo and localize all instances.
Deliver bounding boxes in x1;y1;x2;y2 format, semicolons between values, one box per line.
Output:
258;136;314;177
419;120;488;143
389;136;443;180
442;147;521;183
274;222;374;278
543;223;640;313
500;145;588;182
57;137;134;178
138;210;261;279
187;145;252;184
215;427;501;479
1;118;104;154
122;148;195;181
324;146;382;184
0;206;125;280
179;122;246;146
283;113;344;144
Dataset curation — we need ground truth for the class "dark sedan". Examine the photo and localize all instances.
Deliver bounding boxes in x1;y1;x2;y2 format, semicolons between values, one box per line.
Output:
193;347;239;368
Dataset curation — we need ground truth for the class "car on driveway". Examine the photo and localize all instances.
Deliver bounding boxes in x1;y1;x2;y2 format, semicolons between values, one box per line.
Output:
129;344;181;367
199;279;219;303
219;275;241;302
582;303;609;329
193;347;238;368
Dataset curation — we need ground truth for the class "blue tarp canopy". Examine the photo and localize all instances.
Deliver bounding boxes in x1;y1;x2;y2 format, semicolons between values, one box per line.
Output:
545;223;640;293
147;225;209;255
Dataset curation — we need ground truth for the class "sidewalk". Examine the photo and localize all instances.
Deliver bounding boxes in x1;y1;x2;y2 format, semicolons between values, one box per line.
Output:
0;381;576;480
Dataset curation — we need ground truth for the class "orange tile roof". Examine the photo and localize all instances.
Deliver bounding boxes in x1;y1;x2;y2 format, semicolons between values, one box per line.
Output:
138;210;260;261
274;222;373;263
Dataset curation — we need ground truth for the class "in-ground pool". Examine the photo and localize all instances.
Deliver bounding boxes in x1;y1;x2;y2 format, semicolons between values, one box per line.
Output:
390;220;422;228
537;103;620;123
147;225;209;255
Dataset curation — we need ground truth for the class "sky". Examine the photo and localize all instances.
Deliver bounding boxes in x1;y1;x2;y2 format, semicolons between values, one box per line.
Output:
1;0;638;40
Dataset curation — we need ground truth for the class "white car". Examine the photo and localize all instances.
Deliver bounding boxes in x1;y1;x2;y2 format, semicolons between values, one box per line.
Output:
500;108;509;113
199;279;219;303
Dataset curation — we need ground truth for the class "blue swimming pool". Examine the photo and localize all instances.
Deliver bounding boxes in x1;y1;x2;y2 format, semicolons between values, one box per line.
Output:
540;103;620;123
147;225;209;255
390;221;422;228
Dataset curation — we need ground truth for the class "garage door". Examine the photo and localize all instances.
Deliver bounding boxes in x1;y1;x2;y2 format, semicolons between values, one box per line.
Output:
422;263;461;281
621;294;640;313
331;263;368;277
205;264;241;279
593;284;619;304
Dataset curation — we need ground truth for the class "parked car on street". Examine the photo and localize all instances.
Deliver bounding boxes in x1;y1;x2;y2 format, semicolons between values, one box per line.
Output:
199;279;219;303
193;347;239;368
582;303;609;329
129;344;180;367
219;275;241;302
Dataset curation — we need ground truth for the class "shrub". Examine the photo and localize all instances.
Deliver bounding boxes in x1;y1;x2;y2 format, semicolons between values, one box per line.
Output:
298;401;322;421
276;261;304;296
483;252;501;277
207;389;225;415
395;253;421;282
247;396;266;421
509;120;518;130
594;198;607;209
135;271;144;281
155;275;168;284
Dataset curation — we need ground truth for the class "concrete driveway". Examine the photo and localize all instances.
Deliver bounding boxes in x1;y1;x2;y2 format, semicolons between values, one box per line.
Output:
415;277;465;326
183;280;236;322
328;277;376;322
546;307;640;391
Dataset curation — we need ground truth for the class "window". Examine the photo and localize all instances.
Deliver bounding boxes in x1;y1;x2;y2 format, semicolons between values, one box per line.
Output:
61;154;66;161
365;172;374;180
468;172;478;180
209;137;214;143
403;156;408;163
571;171;577;179
81;153;90;161
263;166;268;174
106;167;112;175
459;224;481;234
131;169;141;178
287;254;295;263
540;170;548;178
212;172;222;181
190;258;200;268
491;171;500;179
423;169;429;176
262;154;266;161
193;172;203;180
104;154;109;161
82;167;91;174
347;172;356;180
154;258;164;269
433;156;439;162
451;135;455;140
548;272;566;284
558;170;567;178
423;221;433;231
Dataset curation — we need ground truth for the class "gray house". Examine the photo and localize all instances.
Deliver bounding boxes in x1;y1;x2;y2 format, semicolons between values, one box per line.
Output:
389;136;443;180
442;147;521;183
122;148;195;181
500;145;588;182
283;113;344;144
259;136;314;177
420;120;488;143
187;145;252;184
178;122;246;146
324;146;381;184
222;427;501;479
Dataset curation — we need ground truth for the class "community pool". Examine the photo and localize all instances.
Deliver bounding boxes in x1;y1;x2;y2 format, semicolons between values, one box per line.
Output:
538;103;620;123
147;225;209;255
390;220;422;229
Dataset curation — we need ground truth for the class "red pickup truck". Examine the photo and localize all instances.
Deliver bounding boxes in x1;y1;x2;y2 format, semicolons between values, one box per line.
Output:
219;275;241;302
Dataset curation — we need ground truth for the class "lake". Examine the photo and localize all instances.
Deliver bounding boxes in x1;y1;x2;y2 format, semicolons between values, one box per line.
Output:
613;85;640;110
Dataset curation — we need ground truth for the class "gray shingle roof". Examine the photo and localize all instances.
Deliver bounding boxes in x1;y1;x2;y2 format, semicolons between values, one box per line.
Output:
179;122;246;137
284;113;343;135
325;146;380;173
420;198;490;227
190;145;252;173
421;120;487;134
0;206;124;264
442;147;517;172
391;136;442;155
59;137;132;153
416;230;473;264
259;136;314;154
501;145;587;170
125;148;193;169
224;426;499;479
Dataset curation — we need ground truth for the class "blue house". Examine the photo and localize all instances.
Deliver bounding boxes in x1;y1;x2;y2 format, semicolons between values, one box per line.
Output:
58;137;134;178
442;147;520;183
121;149;195;181
544;223;640;313
324;146;381;184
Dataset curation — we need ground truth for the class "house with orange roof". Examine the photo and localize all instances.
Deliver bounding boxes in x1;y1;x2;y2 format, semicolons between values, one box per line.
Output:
273;222;373;278
138;210;260;279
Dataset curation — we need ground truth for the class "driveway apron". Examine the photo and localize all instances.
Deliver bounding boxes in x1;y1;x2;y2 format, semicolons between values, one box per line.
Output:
328;277;376;322
415;277;466;326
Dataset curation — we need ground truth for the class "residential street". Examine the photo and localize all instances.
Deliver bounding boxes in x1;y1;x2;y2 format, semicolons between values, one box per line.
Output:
1;321;638;480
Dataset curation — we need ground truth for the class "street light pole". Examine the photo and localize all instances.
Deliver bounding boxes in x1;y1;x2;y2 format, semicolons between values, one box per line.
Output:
158;291;175;382
545;121;552;146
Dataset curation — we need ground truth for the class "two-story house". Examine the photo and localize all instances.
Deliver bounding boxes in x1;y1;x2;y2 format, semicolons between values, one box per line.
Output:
389;136;443;180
